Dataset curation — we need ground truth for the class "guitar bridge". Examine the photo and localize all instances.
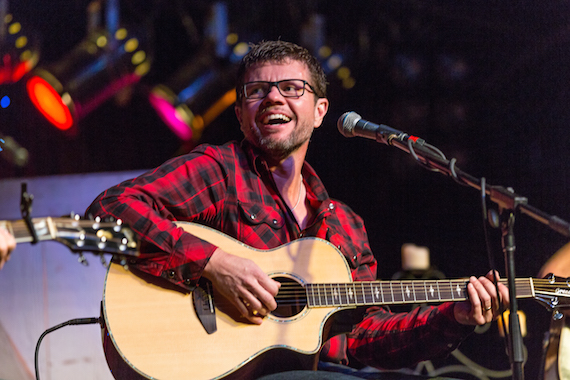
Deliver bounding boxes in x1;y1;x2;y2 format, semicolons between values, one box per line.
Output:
193;279;217;334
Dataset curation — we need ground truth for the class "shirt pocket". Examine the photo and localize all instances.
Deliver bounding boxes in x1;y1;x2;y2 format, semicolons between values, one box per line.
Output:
237;201;286;247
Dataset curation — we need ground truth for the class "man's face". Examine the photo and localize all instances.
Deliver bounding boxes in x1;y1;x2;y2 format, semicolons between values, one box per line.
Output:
235;59;328;161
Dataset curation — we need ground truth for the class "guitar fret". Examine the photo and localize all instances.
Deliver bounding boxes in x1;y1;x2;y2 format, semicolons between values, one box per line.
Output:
369;282;377;303
413;281;426;302
444;281;451;300
425;281;438;302
306;284;314;307
333;284;339;305
331;284;337;305
400;281;408;302
394;281;405;303
360;282;366;304
345;283;354;304
311;284;316;307
455;280;466;300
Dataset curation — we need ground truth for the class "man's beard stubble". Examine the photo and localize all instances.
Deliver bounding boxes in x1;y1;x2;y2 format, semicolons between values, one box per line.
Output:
248;121;313;162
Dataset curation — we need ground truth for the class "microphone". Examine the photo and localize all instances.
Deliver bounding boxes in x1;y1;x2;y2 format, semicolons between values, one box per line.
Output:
337;111;422;146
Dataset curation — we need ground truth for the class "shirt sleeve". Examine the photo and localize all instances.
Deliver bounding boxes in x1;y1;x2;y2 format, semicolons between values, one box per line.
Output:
85;147;229;289
347;302;474;369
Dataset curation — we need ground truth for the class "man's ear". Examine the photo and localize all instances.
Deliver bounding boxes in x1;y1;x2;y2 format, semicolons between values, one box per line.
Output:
235;104;243;126
313;98;329;129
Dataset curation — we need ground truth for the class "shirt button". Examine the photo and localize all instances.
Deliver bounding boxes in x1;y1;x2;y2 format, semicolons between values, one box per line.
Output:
328;202;335;210
184;278;192;285
299;232;304;238
167;270;175;279
250;214;256;220
353;255;357;260
272;219;278;225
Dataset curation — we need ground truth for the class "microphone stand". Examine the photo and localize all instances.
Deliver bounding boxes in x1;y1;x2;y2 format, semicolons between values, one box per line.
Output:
380;131;570;380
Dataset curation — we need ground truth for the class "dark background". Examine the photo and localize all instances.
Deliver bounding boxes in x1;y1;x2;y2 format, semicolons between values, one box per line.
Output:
2;1;570;378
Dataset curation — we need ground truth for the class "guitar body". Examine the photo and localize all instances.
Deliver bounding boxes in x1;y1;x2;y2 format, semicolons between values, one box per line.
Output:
102;222;354;380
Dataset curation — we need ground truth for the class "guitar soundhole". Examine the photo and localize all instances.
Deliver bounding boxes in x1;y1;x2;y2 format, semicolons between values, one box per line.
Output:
271;276;307;318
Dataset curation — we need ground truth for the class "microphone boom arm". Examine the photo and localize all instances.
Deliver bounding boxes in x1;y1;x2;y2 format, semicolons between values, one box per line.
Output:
387;135;570;238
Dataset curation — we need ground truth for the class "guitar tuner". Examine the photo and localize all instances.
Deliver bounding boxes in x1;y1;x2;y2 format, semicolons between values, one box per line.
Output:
99;253;108;267
78;253;88;266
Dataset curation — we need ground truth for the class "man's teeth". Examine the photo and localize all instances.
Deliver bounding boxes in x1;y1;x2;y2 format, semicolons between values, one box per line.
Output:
263;114;291;124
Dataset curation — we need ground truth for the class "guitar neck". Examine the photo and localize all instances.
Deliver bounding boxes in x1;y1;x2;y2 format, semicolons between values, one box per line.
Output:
0;218;56;243
304;278;534;308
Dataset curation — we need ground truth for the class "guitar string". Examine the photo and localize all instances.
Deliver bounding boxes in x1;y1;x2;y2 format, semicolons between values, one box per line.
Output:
275;279;560;299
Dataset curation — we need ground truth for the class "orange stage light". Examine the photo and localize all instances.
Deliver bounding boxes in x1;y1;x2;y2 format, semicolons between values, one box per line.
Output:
26;75;73;130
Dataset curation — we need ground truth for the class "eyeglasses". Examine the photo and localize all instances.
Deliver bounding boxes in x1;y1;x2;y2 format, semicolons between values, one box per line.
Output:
242;79;318;99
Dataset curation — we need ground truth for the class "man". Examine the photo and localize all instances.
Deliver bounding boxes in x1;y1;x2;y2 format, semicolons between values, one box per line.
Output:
87;40;508;378
0;227;16;270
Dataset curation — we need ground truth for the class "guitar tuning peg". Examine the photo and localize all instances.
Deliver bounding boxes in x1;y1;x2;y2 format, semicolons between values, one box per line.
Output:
99;253;108;268
553;310;564;321
78;253;89;266
119;257;128;270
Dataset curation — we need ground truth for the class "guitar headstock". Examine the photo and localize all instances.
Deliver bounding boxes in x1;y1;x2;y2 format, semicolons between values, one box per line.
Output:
52;215;139;257
534;273;570;311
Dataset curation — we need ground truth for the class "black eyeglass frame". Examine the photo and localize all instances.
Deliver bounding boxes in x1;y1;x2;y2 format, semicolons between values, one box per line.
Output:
242;79;320;100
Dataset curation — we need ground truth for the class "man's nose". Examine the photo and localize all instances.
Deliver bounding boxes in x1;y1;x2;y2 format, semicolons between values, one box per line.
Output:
264;84;284;101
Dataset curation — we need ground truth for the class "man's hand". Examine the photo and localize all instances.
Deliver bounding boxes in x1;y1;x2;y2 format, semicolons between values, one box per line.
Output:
202;248;281;325
0;228;16;270
453;270;510;325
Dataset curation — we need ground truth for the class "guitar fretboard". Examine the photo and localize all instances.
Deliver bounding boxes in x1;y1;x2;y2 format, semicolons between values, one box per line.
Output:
0;218;54;243
305;278;535;307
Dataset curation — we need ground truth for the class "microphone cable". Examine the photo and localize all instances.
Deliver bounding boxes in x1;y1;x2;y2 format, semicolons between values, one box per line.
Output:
34;317;101;380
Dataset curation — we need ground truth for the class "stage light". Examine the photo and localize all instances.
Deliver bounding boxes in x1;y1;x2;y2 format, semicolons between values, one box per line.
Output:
25;26;151;131
1;94;9;108
149;2;240;143
0;13;40;84
26;76;73;130
148;40;241;142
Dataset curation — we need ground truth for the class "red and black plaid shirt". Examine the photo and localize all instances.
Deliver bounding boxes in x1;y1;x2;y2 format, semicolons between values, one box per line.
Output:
86;140;472;370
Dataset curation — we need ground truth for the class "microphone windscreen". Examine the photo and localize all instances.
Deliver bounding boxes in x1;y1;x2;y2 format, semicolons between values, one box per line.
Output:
337;112;361;137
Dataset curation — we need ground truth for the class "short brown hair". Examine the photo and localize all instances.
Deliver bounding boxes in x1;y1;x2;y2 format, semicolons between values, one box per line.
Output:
236;40;327;102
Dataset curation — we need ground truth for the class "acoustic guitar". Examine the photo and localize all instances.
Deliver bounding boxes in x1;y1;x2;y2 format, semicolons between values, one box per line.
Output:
102;222;570;380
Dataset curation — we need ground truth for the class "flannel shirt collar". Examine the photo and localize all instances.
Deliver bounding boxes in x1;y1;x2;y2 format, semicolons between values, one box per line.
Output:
239;139;333;212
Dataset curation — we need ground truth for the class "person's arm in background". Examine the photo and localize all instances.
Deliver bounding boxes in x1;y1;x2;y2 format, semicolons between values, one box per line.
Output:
0;227;16;269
